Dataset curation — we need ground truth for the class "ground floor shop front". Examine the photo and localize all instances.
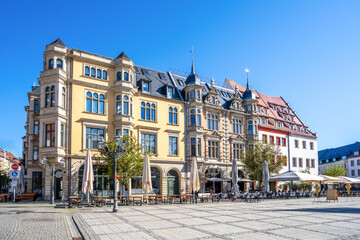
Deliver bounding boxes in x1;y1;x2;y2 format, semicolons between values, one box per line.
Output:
26;158;253;201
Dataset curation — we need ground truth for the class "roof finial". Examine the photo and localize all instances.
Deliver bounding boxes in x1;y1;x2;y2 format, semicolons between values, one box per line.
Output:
245;68;250;89
235;85;238;92
191;46;195;74
211;76;215;87
33;82;36;87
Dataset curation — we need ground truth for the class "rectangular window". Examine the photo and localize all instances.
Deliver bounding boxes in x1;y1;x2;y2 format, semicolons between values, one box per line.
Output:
190;115;196;126
299;158;303;167
191;138;196;156
351;170;355;176
167;87;174;98
295;139;299;148
34;99;39;111
141;133;156;154
45;123;55;147
292;157;297;167
262;135;267;144
33;146;38;160
143;82;150;92
269;136;274;145
169;136;178;155
169;107;178;124
60;124;65;147
208;141;219;158
302;141;306;149
232;143;243;160
86;127;104;149
306;158;310;168
282;138;286;147
311;159;315;168
34;120;39;135
351;160;354;167
191;138;201;156
310;142;314;150
358;169;360;176
276;137;280;146
357;160;360;166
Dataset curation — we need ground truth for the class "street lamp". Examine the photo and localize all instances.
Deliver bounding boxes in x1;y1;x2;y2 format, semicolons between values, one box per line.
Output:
98;134;127;212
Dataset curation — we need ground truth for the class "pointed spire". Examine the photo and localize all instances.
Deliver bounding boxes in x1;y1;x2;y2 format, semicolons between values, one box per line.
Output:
49;38;66;47
211;76;215;87
116;51;130;60
191;46;195;74
245;68;250;89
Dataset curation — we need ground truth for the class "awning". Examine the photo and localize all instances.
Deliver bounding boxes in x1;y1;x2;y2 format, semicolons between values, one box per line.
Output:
269;171;324;182
207;178;227;182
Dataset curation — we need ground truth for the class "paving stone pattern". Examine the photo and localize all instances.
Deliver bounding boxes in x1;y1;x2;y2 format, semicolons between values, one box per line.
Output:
0;203;81;240
74;198;360;240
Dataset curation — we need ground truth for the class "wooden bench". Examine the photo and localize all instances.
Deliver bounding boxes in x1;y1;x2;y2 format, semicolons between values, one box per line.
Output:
0;194;12;202
69;196;81;208
16;193;37;201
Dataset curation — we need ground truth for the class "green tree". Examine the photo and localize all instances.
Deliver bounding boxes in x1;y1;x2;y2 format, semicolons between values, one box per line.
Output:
323;165;346;177
241;141;286;186
97;135;144;195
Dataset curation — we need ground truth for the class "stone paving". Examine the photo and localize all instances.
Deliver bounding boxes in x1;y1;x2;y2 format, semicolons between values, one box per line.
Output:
0;202;81;240
74;197;360;240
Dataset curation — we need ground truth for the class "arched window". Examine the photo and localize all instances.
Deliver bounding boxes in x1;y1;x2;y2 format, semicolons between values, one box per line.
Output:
169;107;178;124
190;109;196;126
248;120;253;135
123;95;129;115
124;72;129;81
117;71;122;81
140;101;156;121
211;97;215;104
236;102;239;109
190;91;195;99
45;85;55;108
86;92;105;114
48;59;54;70
102;70;107;80
116;96;121;115
85;66;90;76
56;59;63;69
196;90;200;99
91;68;96;78
97;69;101;79
86;92;92;112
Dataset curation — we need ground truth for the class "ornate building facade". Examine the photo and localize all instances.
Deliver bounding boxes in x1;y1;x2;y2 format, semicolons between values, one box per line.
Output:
23;39;317;200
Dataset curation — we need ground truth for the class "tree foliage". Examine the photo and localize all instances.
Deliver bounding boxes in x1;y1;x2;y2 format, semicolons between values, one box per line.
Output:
241;141;286;185
0;170;9;193
322;165;346;177
97;135;144;193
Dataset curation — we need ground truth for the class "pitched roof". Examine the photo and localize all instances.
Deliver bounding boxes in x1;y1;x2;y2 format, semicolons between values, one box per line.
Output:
116;52;130;60
224;78;316;137
49;38;66;47
318;142;360;161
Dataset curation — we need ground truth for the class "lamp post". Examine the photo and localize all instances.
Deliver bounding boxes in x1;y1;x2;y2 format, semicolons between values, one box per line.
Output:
98;134;127;213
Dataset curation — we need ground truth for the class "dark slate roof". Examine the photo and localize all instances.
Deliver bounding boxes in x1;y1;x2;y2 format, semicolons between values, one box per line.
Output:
116;52;130;60
318;142;360;162
31;86;40;94
49;38;66;47
134;66;182;101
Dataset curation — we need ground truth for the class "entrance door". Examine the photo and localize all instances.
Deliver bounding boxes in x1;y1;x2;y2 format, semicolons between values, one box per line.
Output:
32;172;42;195
167;170;179;195
94;175;110;197
55;177;62;199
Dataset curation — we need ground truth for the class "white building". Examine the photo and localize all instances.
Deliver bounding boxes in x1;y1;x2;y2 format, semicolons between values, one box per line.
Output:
348;149;360;177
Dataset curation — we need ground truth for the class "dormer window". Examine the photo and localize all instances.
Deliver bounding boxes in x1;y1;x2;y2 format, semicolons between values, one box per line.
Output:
134;67;139;73
190;91;195;99
56;59;63;69
48;59;54;69
211;97;215;104
264;109;268;115
196;90;200;99
143;81;150;93
167;87;174;98
142;69;149;75
177;79;184;86
124;72;129;81
117;72;122;81
159;73;166;79
275;121;282;128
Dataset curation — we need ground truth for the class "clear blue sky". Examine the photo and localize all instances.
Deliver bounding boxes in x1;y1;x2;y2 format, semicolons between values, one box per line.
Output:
1;0;360;157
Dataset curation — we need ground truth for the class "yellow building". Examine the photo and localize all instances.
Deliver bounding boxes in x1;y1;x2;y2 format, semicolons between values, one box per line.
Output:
23;38;261;200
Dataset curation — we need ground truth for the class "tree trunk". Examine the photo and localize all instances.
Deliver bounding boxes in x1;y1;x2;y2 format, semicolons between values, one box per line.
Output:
122;183;126;196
